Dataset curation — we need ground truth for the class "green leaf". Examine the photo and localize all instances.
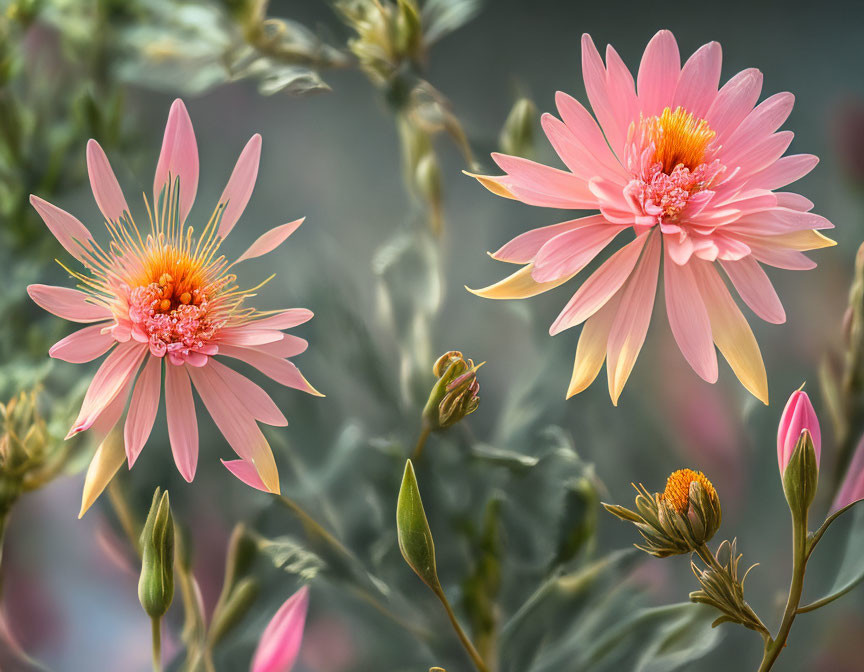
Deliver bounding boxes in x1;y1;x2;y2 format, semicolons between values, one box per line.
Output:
634;604;723;672
799;501;864;612
396;459;440;591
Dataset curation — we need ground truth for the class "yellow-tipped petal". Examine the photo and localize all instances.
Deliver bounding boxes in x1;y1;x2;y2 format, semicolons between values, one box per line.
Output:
695;261;769;405
467;264;572;300
79;428;126;518
566;294;620;399
770;229;836;251
463;171;516;200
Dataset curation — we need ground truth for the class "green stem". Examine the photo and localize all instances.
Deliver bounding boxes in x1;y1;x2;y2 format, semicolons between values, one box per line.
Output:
757;514;808;672
151;617;163;672
412;423;432;461
433;586;489;672
0;513;7;600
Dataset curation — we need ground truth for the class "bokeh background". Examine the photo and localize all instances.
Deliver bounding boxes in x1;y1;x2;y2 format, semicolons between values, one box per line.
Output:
1;0;864;670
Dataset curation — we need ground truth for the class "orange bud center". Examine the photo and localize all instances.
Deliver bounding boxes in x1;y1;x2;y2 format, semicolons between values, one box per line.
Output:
641;107;716;173
661;468;716;515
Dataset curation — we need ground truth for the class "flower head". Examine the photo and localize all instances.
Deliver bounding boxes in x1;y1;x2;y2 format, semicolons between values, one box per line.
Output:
604;468;721;557
469;30;835;404
777;387;821;473
422;351;482;431
251;586;309;672
28;99;321;512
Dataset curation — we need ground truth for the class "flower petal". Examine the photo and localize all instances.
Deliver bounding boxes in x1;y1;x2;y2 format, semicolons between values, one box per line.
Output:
216;345;323;397
672;41;722;118
222;459;269;492
693;260;768;404
664;248;718;382
606;231;661;404
745;154;819;191
249;309;314;331
566;291;621;399
187;365;280;494
706;68;763;143
637;30;680;117
208;359;288;426
491;214;606;264
218;134;262;237
29;195;94;263
581;33;625;156
251;586;309;672
49;323;115;363
124;355;162;467
86;139;129;223
551;230;649;334
79;428;126;518
532;223;626;283
28;285;111;323
165;363;199;482
467;264;573;300
153;99;199;224
720;257;786;324
236;219;304;263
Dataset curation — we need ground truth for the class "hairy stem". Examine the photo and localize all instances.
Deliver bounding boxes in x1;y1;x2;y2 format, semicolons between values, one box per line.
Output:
757;514;809;672
433;586;489;672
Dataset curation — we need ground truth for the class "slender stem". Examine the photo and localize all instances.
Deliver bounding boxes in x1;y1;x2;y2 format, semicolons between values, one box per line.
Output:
0;513;7;600
757;514;808;672
412;424;432;461
108;480;142;555
151;617;163;672
433;586;489;672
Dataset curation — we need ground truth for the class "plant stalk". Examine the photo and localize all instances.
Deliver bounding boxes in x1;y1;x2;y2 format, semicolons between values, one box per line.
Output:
757;513;809;671
433;586;489;672
151;617;163;672
412;423;432;461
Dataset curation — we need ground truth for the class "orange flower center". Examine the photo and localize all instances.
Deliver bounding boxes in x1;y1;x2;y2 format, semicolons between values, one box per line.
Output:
642;107;716;173
661;468;716;514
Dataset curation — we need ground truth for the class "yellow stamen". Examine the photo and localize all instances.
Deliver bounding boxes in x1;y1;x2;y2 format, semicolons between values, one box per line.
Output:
661;468;716;515
642;107;715;173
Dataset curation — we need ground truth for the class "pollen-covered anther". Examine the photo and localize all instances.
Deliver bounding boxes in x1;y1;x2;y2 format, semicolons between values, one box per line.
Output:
662;468;717;515
643;106;716;173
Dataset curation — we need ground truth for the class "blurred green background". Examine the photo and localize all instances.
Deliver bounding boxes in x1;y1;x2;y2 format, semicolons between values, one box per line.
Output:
1;0;864;670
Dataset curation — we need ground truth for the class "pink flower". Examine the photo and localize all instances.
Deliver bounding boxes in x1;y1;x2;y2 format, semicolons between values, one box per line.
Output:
469;30;835;405
28;99;322;514
833;435;864;512
252;586;309;672
777;388;821;473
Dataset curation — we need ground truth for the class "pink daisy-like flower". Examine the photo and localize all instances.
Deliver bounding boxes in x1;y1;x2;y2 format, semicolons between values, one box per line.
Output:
469;30;835;405
28;99;321;513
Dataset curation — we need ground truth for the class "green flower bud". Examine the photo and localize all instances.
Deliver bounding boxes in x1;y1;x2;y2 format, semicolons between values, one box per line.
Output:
782;430;819;522
396;460;441;591
422;351;482;431
499;97;537;157
138;488;175;619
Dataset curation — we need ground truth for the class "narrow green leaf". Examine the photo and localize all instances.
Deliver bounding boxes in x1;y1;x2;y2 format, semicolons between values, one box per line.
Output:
397;459;440;591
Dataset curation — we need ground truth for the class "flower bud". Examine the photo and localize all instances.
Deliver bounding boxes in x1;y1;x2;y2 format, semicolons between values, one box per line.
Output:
138;488;175;619
777;388;821;474
422;351;482;431
499;97;537;157
251;585;309;672
603;468;721;557
782;430;819;521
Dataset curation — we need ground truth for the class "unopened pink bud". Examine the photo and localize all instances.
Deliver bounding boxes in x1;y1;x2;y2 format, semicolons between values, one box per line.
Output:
777;389;821;473
251;586;309;672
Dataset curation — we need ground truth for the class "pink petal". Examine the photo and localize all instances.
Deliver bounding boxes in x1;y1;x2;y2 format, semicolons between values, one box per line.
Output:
222;459;269;492
251;586;309;672
249;309;314;331
672;41;722;118
49;322;115;363
255;335;309;358
165;363;199;482
208;360;287;426
721;93;795;161
492;214;606;264
726;208;832;236
217;345;322;397
567;292;622;398
187;365;280;493
86;139;129;223
541;115;625;184
550;231;649;334
723;130;794;176
554;92;625;177
28;285;111;323
532;223;627;283
124;355;162;467
236;219;304;263
217;329;286;347
581;34;625;156
745;154;819;191
67;342;147;437
705;68;763;143
90;376;134;438
832;435;864;512
664;248;718;382
744;239;816;270
606;231;661;404
218;134;262;237
604;45;639;141
30;195;94;263
720;257;786;324
153;99;199;224
637;30;680;117
491;153;596;208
